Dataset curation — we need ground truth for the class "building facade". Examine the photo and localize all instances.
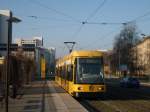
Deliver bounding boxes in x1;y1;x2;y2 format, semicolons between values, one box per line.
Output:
16;37;43;47
0;10;12;44
0;10;12;56
135;36;150;75
14;37;43;59
35;47;56;79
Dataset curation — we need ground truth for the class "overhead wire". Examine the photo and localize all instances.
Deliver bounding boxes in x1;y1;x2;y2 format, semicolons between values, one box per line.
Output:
27;15;79;23
75;43;84;50
131;10;150;22
56;45;66;58
29;0;81;23
71;24;84;40
28;1;150;51
82;9;150;25
82;26;121;49
28;0;108;42
80;10;150;49
71;0;107;40
17;0;150;56
82;22;127;25
136;17;150;23
69;0;108;53
85;0;107;21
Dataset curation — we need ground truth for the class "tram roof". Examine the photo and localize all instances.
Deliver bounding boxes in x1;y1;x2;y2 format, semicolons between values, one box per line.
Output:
56;50;103;65
70;50;103;57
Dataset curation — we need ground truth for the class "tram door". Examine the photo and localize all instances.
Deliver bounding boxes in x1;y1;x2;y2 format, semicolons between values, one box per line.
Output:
61;66;66;88
64;65;67;90
66;66;69;91
60;67;63;86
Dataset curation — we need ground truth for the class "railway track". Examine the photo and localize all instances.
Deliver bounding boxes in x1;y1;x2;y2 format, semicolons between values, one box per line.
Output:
79;94;150;112
77;81;150;112
78;99;100;112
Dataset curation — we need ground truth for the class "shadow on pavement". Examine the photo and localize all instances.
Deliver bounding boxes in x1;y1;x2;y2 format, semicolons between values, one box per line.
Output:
24;81;65;95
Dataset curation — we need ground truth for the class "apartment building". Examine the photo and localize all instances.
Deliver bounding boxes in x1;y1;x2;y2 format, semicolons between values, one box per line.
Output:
16;37;43;47
15;37;43;59
135;36;150;75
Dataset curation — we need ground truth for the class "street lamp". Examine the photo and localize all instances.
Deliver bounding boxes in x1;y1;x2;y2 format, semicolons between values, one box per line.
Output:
5;12;21;112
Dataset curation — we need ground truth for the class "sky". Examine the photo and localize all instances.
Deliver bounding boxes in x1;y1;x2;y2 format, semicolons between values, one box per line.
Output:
1;0;150;58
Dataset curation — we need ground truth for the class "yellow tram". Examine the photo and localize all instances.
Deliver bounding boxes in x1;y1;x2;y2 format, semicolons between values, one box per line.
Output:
55;50;106;97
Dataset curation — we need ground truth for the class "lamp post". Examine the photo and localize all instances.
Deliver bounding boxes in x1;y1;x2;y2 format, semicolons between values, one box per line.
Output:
5;13;21;112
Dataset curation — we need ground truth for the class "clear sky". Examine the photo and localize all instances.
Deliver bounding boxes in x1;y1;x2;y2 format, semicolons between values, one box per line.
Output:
1;0;150;57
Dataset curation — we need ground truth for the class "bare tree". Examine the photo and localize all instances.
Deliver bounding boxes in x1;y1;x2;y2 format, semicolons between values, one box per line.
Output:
112;23;139;76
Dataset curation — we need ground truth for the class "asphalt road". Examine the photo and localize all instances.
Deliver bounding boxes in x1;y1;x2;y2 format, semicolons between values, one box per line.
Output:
82;78;150;112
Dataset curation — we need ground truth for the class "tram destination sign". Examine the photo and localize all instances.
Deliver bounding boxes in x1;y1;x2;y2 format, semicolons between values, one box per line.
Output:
78;58;101;64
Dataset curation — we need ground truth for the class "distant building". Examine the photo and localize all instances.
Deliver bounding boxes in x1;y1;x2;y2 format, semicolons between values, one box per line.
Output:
35;47;56;79
135;36;150;75
97;49;112;76
16;37;43;47
48;47;56;64
14;37;43;59
48;47;56;74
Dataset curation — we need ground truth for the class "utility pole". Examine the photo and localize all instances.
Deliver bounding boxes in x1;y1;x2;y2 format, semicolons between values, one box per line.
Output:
118;44;121;77
64;42;76;53
5;11;12;112
6;12;21;112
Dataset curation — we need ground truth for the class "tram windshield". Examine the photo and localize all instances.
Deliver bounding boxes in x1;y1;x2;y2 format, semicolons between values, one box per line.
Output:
76;58;104;84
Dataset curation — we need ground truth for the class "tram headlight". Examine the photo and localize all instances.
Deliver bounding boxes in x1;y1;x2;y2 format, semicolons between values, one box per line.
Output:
98;87;104;90
98;87;102;90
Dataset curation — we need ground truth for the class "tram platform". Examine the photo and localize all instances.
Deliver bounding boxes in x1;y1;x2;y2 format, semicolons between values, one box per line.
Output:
0;80;88;112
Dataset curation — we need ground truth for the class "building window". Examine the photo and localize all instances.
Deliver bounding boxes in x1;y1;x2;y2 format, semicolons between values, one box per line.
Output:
148;43;150;49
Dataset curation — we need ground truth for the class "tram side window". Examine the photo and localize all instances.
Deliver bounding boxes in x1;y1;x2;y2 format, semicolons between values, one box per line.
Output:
60;67;62;78
62;66;66;79
56;68;58;76
67;65;73;81
64;66;67;79
57;68;59;76
57;68;60;77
